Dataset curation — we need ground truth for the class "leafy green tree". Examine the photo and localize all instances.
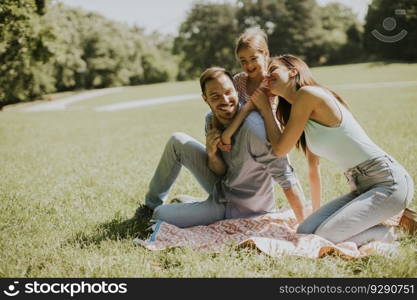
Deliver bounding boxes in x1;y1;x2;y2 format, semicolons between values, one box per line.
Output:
0;1;179;106
364;0;417;61
320;3;364;64
0;0;55;107
148;31;179;82
42;4;87;90
236;0;326;65
174;2;239;80
45;4;176;89
175;0;367;75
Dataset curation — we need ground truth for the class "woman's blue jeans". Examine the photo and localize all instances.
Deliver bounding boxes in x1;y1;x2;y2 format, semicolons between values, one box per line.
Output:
297;155;414;245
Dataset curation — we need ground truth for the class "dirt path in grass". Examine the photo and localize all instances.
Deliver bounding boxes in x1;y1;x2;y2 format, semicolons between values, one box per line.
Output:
95;93;200;112
16;80;417;112
21;87;125;112
95;80;417;112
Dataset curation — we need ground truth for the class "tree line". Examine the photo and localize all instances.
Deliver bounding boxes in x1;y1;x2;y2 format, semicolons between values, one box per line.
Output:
1;0;416;107
174;0;416;79
0;0;177;107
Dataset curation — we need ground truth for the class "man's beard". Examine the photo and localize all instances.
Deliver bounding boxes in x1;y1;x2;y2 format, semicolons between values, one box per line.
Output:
214;108;236;124
219;110;234;119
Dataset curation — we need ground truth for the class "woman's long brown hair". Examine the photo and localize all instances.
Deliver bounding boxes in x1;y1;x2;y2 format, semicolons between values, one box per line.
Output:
270;54;349;153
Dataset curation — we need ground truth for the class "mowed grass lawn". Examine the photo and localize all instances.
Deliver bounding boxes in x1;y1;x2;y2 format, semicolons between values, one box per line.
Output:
1;63;417;277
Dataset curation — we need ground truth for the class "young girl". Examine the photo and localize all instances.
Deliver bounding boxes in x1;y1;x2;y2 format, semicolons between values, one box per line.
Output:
221;30;322;215
233;27;276;111
212;27;273;132
212;28;307;223
230;54;415;245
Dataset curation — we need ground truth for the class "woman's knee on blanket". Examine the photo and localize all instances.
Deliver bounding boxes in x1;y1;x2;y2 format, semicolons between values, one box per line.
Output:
296;218;317;234
296;209;328;234
313;225;341;243
297;218;344;243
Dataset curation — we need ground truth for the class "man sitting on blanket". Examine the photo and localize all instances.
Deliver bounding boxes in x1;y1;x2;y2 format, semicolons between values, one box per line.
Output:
135;67;305;228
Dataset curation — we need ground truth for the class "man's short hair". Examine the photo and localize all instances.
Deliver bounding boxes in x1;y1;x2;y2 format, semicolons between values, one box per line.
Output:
200;67;234;96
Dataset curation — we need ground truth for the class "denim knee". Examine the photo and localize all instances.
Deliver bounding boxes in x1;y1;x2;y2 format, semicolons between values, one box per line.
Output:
168;132;188;147
296;220;316;234
313;226;339;243
152;205;164;220
166;132;190;156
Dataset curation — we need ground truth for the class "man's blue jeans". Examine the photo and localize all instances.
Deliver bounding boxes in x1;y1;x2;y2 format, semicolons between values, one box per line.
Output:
145;132;226;227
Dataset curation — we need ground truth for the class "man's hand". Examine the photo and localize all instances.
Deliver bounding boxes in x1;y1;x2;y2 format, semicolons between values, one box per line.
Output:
206;128;222;157
218;140;232;152
220;132;232;151
206;127;227;176
207;119;231;152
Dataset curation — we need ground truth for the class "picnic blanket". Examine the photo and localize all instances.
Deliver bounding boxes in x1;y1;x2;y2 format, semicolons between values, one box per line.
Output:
133;208;402;259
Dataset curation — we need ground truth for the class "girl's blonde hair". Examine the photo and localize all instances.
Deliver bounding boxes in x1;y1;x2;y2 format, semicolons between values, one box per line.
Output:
235;27;269;57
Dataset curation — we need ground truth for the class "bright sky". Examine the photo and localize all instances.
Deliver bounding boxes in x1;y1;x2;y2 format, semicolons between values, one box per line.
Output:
56;0;371;35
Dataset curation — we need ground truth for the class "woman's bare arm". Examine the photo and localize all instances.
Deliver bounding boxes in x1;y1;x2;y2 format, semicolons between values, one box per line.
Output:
306;148;321;212
252;88;318;157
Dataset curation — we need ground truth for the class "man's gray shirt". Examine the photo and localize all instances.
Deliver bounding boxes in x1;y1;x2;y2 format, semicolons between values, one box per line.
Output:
205;111;298;219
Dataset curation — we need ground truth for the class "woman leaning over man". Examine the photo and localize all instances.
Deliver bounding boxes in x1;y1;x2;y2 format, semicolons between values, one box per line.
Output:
222;54;415;245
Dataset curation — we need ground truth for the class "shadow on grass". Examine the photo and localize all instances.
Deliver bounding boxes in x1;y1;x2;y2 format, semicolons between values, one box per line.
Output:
64;216;151;248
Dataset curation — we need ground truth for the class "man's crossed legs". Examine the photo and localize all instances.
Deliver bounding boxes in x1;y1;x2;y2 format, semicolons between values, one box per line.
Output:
139;132;226;228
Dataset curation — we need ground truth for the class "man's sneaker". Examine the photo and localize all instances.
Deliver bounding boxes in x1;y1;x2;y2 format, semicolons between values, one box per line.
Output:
134;204;153;222
399;208;417;234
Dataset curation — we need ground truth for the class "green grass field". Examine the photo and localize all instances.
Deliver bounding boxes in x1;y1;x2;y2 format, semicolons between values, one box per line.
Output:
1;62;417;277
